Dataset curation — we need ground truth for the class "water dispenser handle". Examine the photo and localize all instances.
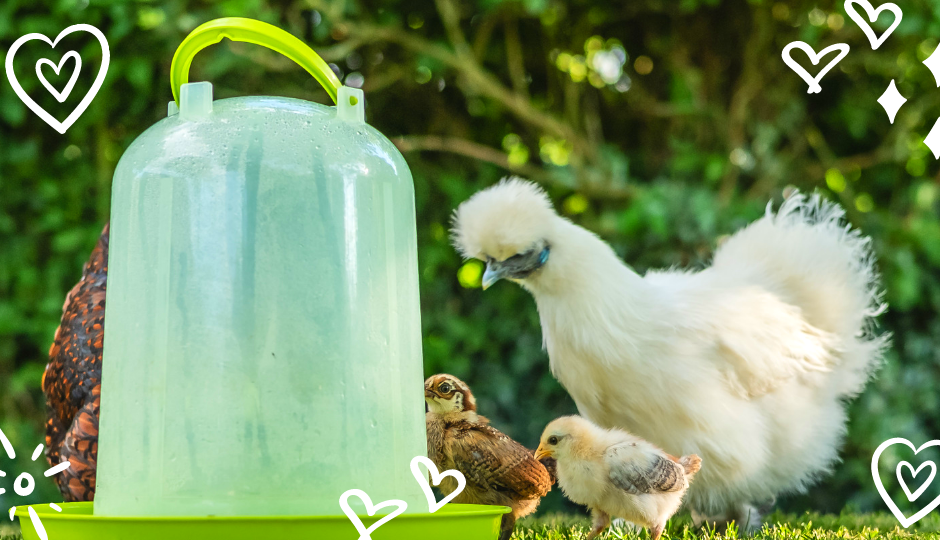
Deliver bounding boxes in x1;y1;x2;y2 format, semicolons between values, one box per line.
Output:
170;17;343;106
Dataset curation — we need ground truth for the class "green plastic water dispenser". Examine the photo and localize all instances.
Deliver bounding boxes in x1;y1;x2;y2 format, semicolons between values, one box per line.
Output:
95;18;427;517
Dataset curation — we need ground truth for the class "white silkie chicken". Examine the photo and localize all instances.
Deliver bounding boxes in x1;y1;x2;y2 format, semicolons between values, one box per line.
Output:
451;178;887;529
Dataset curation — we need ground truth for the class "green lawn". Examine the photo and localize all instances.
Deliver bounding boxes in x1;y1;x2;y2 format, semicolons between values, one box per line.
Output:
514;512;940;540
3;512;940;539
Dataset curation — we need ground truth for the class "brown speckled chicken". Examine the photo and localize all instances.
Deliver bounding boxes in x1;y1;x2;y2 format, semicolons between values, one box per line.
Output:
425;374;553;540
43;223;108;502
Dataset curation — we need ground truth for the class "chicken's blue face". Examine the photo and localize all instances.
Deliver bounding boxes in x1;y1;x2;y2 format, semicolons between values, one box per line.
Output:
481;241;551;290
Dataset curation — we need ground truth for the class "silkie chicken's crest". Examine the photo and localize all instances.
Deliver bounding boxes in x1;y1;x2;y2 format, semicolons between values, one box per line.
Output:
451;177;557;262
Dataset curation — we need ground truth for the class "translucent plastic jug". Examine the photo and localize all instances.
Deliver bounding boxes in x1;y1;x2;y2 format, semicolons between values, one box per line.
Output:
95;18;427;517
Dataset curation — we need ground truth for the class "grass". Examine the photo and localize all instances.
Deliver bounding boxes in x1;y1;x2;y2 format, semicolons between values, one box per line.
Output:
514;512;940;540
2;512;939;539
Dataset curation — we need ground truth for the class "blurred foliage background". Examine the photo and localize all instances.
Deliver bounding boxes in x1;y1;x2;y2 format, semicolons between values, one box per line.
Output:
1;0;939;518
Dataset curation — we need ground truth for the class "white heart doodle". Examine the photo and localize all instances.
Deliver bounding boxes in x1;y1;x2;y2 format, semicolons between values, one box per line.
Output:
872;438;940;528
4;24;110;134
897;461;937;502
338;489;408;540
781;42;851;94
410;455;467;513
844;0;903;50
36;51;81;103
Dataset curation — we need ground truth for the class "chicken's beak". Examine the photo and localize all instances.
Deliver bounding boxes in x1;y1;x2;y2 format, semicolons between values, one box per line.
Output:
534;444;553;461
482;262;507;290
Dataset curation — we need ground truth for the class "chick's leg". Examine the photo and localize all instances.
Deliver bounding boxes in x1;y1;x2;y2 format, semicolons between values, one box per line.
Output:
650;522;664;540
498;514;516;540
585;509;610;540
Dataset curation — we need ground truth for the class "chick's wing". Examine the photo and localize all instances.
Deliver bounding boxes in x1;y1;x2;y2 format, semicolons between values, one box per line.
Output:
606;443;685;494
447;422;552;499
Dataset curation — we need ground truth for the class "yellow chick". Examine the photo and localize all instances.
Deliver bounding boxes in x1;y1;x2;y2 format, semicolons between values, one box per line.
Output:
535;415;701;540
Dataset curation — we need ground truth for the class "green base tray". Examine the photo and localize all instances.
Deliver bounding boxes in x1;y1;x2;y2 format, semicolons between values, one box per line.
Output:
14;502;509;540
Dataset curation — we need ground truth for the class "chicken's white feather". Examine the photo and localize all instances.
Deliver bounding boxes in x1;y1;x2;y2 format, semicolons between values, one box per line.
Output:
452;180;888;521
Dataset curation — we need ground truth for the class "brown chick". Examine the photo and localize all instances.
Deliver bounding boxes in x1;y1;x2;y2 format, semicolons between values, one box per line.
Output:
425;374;552;540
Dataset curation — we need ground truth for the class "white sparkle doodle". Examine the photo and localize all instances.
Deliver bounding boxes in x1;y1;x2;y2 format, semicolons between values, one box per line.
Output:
0;427;70;540
877;79;906;124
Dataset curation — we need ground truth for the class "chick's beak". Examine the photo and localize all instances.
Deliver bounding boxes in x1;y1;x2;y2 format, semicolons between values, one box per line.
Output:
534;444;553;461
482;262;507;290
425;389;436;400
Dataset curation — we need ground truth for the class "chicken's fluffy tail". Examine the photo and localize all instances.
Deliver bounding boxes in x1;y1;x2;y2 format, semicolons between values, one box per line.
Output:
712;190;889;397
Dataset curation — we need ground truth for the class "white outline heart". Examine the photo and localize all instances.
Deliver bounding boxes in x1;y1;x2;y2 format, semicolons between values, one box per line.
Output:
781;42;850;94
845;0;902;50
338;489;408;540
36;51;81;103
4;24;110;134
872;438;940;528
897;461;937;502
410;456;467;513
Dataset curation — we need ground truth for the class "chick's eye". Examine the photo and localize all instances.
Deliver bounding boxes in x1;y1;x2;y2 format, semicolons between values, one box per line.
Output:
438;383;452;393
548;436;558;445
